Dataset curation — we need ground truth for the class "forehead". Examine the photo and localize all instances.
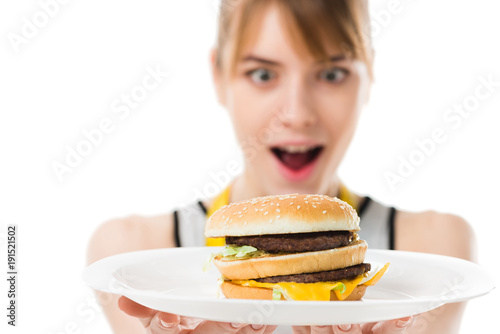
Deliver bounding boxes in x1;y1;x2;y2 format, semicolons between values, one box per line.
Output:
238;3;342;64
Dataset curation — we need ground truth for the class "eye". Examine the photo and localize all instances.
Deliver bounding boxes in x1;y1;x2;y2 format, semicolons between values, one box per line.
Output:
319;68;348;83
247;68;276;85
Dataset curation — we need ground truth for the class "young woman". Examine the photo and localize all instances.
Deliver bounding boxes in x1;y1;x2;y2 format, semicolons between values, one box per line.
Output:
87;0;476;333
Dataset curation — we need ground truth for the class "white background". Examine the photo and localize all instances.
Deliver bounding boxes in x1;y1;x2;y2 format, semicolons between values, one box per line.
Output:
1;0;499;333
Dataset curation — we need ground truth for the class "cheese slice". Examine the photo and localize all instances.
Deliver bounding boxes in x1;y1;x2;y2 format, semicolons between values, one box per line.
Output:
231;276;362;301
332;275;364;300
229;263;390;301
363;262;390;286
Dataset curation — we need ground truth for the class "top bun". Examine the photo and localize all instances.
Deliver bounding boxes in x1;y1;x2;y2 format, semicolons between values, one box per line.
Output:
205;194;360;238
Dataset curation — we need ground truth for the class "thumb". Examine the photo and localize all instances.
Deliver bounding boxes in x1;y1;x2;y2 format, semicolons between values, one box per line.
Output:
118;296;180;330
118;296;156;319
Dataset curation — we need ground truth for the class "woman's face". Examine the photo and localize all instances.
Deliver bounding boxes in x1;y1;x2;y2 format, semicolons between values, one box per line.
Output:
213;5;371;196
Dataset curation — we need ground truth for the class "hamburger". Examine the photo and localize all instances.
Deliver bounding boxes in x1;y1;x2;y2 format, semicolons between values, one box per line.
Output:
204;194;389;301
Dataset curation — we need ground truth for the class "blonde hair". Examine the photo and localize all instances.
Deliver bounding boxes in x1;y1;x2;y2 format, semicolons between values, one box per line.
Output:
215;0;373;79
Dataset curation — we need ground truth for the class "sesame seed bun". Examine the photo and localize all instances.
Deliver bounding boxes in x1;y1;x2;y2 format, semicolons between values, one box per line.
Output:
204;194;360;238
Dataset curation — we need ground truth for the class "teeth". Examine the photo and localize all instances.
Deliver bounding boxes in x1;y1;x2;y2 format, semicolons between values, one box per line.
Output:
279;145;315;153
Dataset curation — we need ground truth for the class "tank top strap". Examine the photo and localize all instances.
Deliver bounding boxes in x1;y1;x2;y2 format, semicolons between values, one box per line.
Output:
356;196;396;250
173;200;208;247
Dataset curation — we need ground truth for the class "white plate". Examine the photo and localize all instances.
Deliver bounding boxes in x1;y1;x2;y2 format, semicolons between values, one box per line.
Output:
83;247;494;326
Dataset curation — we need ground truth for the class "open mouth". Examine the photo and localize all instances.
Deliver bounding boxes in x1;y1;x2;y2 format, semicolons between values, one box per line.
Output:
270;145;324;171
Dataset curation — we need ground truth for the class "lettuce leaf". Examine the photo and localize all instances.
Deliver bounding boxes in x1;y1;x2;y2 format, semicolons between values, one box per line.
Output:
202;252;216;273
331;282;346;294
225;245;258;258
272;289;282;301
203;245;262;272
219;245;266;260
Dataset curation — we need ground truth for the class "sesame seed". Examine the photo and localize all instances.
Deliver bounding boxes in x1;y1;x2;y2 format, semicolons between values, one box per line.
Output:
255;208;259;212
312;205;316;208
276;208;280;212
263;211;268;215
244;221;247;225
323;211;327;214
297;205;301;209
276;215;280;219
276;203;279;206
239;215;243;218
290;202;293;205
269;219;273;223
305;201;308;204
243;207;247;210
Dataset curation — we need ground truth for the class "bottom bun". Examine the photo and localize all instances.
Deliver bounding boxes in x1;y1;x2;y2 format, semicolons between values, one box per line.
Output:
220;281;367;301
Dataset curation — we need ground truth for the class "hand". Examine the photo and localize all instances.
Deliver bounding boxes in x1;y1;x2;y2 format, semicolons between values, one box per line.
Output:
292;316;416;334
118;296;278;334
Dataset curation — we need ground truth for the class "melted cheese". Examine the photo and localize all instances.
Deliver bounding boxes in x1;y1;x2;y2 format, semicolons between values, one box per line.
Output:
231;276;363;301
332;275;364;300
229;263;390;301
363;263;390;286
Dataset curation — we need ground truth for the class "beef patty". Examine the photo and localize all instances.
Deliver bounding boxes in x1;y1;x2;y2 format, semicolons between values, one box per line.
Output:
226;231;354;253
254;263;371;284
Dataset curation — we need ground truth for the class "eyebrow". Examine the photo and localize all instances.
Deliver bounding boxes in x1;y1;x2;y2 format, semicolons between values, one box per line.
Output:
241;53;347;65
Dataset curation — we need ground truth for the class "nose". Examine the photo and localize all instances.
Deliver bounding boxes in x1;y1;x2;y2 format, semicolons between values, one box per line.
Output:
279;77;318;129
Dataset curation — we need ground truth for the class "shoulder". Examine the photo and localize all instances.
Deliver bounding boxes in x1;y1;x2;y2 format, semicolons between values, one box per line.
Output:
87;213;176;265
394;210;477;262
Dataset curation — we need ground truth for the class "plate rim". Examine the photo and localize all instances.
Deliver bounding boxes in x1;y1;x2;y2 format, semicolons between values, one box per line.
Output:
83;246;495;304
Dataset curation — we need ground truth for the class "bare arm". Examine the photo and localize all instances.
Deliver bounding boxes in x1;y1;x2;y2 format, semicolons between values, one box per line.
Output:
87;214;176;333
395;210;478;334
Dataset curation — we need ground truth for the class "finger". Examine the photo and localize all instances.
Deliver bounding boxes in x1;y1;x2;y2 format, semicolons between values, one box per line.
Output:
370;316;413;334
235;324;279;334
291;326;311;334
263;325;279;334
118;296;182;331
335;324;363;334
118;296;161;327
190;320;248;334
118;296;156;319
309;325;335;334
147;312;181;334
